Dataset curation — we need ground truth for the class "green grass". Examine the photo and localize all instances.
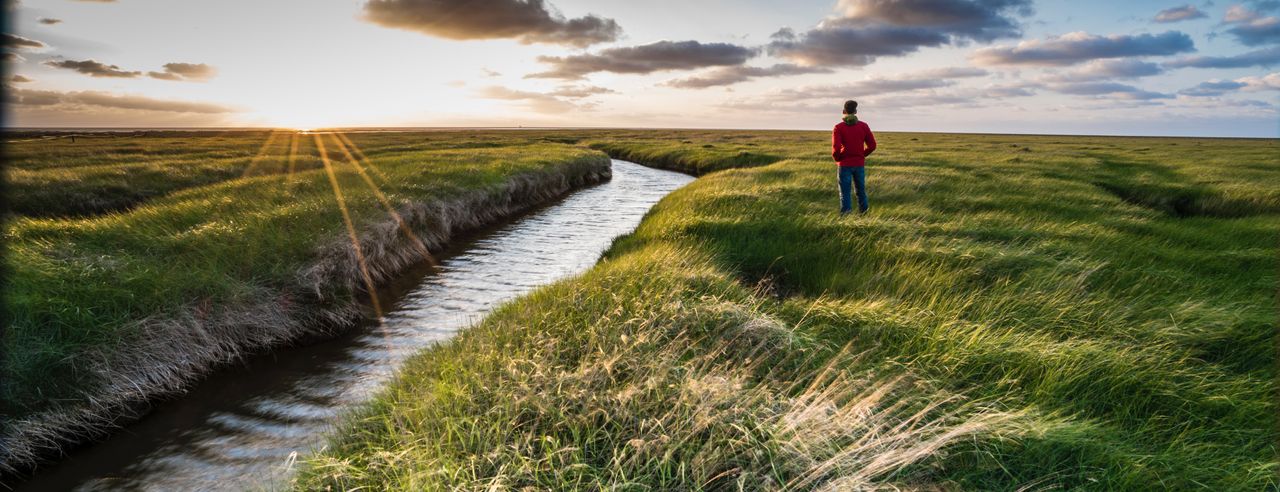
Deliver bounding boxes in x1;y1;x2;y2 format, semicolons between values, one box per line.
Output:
297;130;1278;490
2;131;610;433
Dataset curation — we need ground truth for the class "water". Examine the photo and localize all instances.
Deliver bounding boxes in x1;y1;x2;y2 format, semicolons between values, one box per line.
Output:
14;160;692;491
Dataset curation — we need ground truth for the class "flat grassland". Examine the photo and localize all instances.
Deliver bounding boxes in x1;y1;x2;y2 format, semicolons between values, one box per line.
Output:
1;130;610;467
295;130;1278;490
3;130;1275;489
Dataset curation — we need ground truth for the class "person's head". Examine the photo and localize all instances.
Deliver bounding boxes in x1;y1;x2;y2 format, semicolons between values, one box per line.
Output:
843;99;858;115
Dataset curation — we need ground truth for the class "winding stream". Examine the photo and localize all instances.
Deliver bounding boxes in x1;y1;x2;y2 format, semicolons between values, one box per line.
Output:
15;160;692;491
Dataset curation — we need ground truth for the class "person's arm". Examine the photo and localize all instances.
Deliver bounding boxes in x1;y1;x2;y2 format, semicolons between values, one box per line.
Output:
832;126;845;161
863;125;877;157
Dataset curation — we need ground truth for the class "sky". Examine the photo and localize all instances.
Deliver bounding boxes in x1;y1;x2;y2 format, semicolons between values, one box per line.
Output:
3;0;1279;137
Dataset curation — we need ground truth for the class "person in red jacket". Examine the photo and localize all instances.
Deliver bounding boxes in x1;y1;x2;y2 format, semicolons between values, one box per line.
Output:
831;99;876;214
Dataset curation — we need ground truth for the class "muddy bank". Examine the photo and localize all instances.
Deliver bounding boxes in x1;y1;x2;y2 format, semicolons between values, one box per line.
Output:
0;156;611;476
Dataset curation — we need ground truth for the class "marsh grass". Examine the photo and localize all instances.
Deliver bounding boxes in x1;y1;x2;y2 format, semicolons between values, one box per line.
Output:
300;130;1277;490
1;132;610;469
5;129;1275;489
297;246;1013;490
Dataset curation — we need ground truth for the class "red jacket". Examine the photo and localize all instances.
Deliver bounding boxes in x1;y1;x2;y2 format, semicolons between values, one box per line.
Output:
831;120;876;167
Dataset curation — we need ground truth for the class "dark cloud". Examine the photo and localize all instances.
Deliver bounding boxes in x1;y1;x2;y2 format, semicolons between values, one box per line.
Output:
767;25;949;66
1180;79;1247;96
528;40;757;80
6;88;65;106
663;64;832;89
548;85;615;98
1164;45;1280;68
3;33;46;49
148;62;217;82
971;31;1195;66
1047;81;1172;100
362;0;621;48
1154;5;1207;23
45;59;142;78
767;0;1032;67
1221;5;1280;46
38;18;62;25
9;74;33;83
2;52;25;62
1179;73;1280;95
7;88;236;113
837;0;1033;40
1041;59;1164;82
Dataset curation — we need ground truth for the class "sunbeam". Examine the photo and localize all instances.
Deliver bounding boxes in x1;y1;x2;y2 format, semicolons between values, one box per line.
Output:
330;133;439;267
240;131;285;178
285;132;301;181
313;133;384;321
335;132;391;184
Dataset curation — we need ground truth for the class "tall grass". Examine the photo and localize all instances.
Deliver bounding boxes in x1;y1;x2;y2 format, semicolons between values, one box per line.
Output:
297;245;1013;490
2;132;610;470
299;131;1277;490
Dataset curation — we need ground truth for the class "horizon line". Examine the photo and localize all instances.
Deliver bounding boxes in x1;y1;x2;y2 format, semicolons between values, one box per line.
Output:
3;126;1277;140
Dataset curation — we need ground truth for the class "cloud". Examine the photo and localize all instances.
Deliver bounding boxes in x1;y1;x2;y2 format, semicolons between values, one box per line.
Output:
1164;45;1280;68
720;79;1034;114
767;25;949;66
911;66;991;78
982;83;1037;97
2;52;25;62
767;67;990;100
9;74;33;83
1180;79;1248;96
835;0;1034;40
476;86;581;113
1235;71;1280;90
663;64;832;89
6;88;236;113
1154;5;1207;23
147;62;217;82
548;85;615;98
362;0;621;48
38;18;62;25
45;59;142;78
1179;73;1280;96
1041;59;1164;82
3;33;46;49
766;0;1032;67
1047;81;1172;100
1221;5;1280;46
971;31;1195;66
781;77;955;99
528;40;757;80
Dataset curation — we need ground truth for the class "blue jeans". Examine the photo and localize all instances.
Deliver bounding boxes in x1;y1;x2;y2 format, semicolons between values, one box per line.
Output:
838;166;868;213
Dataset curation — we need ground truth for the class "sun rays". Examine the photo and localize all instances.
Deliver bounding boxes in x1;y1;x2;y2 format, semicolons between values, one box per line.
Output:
328;133;439;267
304;131;441;322
313;133;385;320
240;131;286;178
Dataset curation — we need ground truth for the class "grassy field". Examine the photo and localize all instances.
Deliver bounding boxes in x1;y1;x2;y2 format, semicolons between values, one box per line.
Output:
1;130;611;468
296;130;1278;490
